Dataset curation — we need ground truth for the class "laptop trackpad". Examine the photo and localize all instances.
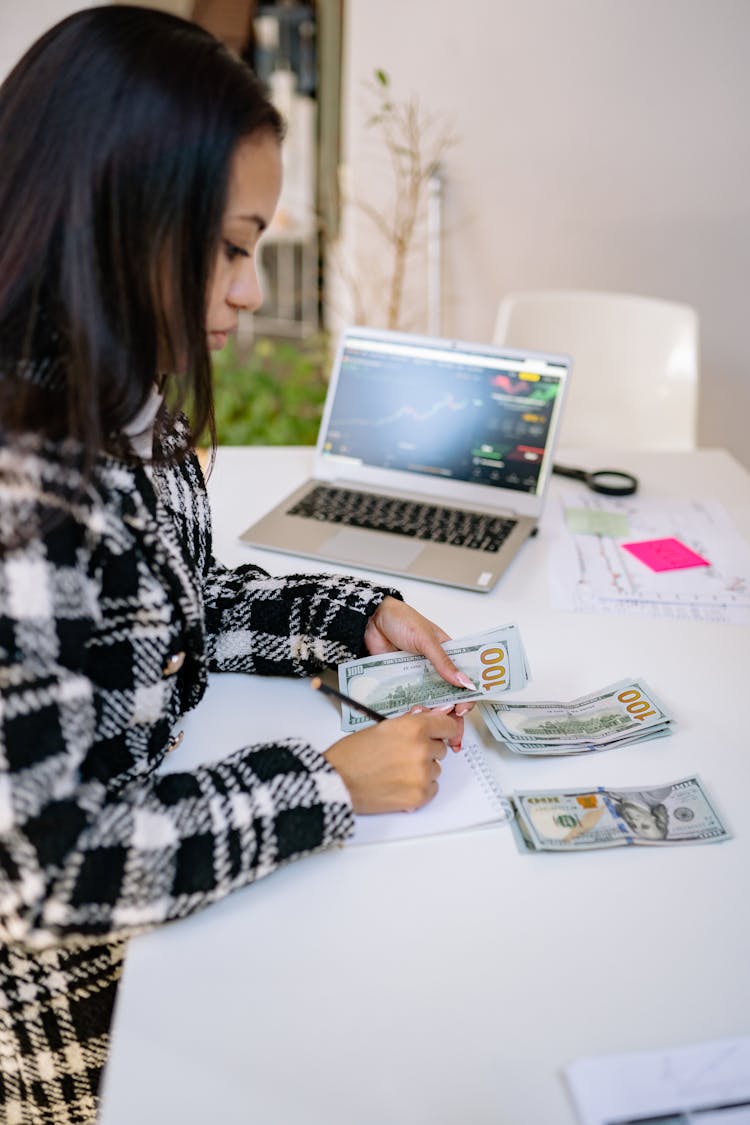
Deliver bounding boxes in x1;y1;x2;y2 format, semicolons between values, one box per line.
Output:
321;528;424;569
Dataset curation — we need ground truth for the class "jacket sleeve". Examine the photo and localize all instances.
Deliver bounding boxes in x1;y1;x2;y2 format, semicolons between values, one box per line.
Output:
0;501;354;950
202;557;403;675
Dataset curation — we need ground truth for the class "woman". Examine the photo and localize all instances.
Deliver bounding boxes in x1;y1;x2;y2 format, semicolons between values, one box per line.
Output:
0;8;468;1122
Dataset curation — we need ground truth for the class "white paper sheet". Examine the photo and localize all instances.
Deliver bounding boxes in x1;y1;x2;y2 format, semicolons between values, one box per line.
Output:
548;492;750;624
565;1036;750;1125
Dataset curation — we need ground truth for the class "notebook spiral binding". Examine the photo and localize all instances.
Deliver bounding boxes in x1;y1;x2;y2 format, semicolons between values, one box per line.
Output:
463;738;514;824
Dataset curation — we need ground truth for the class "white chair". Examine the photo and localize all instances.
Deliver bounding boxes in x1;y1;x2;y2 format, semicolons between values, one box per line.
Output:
492;290;699;450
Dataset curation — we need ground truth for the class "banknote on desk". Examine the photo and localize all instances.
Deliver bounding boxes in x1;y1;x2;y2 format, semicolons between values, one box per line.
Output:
337;623;529;731
479;678;672;754
510;776;730;852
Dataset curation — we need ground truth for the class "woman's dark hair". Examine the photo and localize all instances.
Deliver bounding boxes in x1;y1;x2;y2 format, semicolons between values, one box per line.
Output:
0;4;284;467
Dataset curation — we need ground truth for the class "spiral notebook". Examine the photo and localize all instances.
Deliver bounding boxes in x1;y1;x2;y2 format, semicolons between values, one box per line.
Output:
164;675;511;848
350;729;512;846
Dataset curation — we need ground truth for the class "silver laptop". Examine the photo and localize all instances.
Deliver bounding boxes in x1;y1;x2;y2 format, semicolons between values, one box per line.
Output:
240;327;571;592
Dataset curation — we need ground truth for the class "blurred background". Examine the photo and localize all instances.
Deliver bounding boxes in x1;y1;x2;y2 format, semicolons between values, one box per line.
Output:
1;0;748;467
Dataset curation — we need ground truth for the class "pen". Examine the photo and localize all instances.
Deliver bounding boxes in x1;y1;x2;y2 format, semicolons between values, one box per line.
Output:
310;677;386;724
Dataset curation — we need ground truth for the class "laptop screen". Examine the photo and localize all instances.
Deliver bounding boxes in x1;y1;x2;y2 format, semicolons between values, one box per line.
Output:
319;331;569;496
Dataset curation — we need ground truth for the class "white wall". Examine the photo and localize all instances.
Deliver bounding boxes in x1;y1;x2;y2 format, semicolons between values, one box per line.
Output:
341;0;750;467
0;2;195;87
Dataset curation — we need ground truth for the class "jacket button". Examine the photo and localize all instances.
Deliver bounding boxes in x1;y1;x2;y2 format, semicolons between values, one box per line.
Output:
167;730;184;753
162;651;186;677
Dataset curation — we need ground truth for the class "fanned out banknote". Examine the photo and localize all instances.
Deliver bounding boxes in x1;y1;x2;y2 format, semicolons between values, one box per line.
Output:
509;776;730;852
337;623;529;731
479;678;672;755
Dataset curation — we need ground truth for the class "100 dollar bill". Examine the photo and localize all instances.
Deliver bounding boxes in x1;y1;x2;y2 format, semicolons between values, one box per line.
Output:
511;776;729;851
337;623;529;730
479;678;671;753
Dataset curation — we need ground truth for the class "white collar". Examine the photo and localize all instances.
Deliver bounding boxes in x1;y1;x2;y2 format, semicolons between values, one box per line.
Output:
123;386;163;459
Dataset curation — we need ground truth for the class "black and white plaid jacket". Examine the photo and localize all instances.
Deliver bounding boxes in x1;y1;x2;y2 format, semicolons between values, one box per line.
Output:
0;418;397;1124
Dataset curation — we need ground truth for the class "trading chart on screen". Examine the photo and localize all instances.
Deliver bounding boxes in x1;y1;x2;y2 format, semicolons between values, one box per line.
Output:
320;337;565;495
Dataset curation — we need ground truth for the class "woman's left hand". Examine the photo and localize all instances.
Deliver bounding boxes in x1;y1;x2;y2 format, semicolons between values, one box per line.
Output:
363;596;475;749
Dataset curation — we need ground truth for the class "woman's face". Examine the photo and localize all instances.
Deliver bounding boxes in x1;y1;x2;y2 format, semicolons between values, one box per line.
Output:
205;132;282;350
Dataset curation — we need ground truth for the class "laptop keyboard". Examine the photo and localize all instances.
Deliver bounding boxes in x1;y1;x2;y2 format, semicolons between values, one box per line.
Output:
287;485;518;553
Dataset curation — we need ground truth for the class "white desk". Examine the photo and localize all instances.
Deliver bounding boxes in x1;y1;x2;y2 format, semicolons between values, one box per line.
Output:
99;447;750;1125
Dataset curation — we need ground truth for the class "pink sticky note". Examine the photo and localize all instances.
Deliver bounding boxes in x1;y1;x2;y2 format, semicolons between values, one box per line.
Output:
621;537;711;572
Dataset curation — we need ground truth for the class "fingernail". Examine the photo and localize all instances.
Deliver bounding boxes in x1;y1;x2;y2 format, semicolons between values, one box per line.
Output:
455;705;470;716
456;673;476;691
434;703;454;712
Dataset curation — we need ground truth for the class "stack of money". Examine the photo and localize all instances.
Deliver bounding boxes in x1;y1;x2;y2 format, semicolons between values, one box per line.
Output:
479;678;671;754
337;623;529;731
510;776;730;851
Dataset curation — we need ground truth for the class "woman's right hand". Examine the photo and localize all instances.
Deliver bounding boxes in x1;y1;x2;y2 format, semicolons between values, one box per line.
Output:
323;709;461;815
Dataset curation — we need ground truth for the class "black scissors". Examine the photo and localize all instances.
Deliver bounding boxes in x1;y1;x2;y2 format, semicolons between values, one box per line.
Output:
552;463;639;497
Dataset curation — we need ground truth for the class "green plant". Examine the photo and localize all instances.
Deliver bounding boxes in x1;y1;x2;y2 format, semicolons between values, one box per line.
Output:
208;334;329;445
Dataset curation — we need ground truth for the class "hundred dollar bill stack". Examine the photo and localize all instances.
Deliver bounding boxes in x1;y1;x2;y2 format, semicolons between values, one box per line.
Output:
510;776;730;852
337;623;529;731
479;678;672;754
